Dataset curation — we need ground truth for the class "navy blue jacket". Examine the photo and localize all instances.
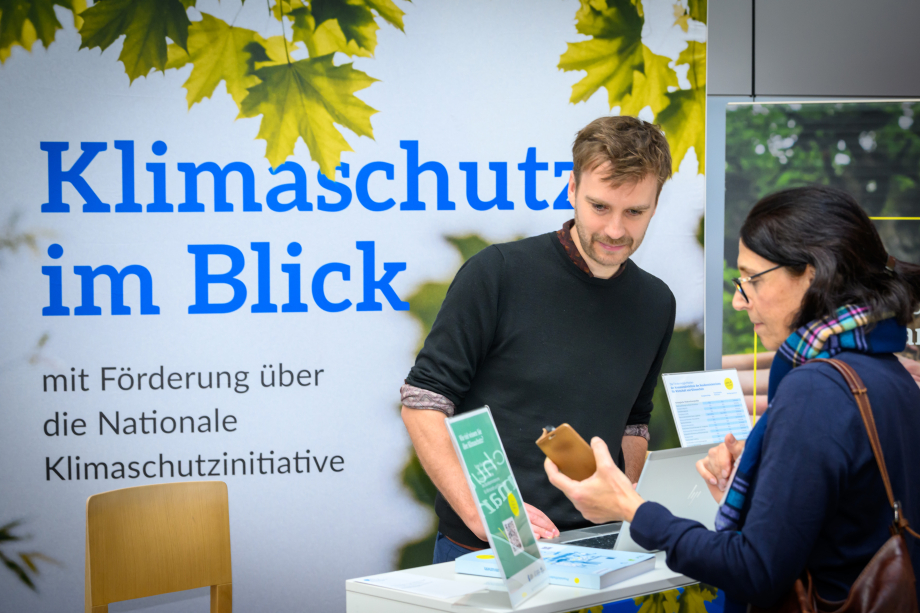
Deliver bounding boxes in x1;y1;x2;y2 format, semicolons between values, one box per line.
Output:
631;352;920;608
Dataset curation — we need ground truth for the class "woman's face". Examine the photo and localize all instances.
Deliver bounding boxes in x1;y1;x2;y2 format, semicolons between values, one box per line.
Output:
732;240;815;350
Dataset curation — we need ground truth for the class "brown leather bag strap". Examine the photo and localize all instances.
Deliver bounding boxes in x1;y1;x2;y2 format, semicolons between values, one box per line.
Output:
810;357;920;539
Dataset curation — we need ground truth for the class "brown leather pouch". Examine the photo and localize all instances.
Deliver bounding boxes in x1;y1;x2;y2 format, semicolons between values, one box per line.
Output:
536;424;596;481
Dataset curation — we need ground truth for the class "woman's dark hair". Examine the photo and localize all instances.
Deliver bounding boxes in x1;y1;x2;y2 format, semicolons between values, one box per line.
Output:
740;185;920;329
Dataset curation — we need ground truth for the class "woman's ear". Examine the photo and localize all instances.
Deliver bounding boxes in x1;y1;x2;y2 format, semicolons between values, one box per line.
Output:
805;264;817;285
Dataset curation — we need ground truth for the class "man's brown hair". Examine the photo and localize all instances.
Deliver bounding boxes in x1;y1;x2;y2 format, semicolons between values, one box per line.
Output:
572;115;672;197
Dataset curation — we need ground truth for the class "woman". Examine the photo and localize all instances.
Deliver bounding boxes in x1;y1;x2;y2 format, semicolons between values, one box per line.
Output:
545;186;920;609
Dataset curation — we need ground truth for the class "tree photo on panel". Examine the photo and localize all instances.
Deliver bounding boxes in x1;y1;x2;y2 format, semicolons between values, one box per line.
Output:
0;0;407;178
0;520;59;591
723;101;920;362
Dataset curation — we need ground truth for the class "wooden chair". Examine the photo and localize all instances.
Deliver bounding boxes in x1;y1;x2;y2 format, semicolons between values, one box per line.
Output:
85;481;232;613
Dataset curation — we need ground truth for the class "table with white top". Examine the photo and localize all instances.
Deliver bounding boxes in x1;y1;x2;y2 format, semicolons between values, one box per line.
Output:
346;551;723;613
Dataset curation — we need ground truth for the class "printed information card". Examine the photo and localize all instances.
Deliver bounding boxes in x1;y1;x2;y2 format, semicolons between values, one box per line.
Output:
445;406;549;608
663;370;752;447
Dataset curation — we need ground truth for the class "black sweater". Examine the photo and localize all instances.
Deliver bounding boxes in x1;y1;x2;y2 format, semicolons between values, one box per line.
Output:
406;232;675;547
631;352;920;607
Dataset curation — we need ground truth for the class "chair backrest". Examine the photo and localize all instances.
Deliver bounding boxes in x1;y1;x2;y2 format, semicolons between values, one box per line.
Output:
85;481;232;613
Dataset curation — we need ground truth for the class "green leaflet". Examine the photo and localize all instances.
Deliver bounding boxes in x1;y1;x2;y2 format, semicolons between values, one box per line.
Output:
620;44;679;117
239;54;377;177
290;5;374;58
363;0;404;31
635;588;680;613
558;0;645;107
673;3;689;33
688;0;707;24
289;0;405;58
0;519;59;591
657;85;706;173
405;235;490;349
630;0;643;18
165;13;271;109
657;41;706;173
79;0;192;82
677;584;718;613
0;0;84;62
311;0;379;52
678;39;706;90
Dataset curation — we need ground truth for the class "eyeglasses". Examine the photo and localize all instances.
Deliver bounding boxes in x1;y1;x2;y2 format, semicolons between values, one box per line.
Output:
731;264;784;303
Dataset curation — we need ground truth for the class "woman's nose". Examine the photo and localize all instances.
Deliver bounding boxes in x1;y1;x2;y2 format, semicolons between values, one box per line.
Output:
731;286;748;311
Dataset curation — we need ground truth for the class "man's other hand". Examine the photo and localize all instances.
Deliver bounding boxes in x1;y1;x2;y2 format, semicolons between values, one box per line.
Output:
897;355;920;388
525;503;559;539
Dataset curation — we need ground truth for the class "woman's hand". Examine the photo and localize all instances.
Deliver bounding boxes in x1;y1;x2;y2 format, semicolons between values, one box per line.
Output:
544;437;645;524
696;433;746;502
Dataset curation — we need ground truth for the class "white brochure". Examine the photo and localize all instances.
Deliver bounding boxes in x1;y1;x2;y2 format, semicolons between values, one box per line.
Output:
662;369;752;447
355;573;486;600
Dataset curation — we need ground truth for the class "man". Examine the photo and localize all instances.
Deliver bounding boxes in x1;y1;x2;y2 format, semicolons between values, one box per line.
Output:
401;115;677;563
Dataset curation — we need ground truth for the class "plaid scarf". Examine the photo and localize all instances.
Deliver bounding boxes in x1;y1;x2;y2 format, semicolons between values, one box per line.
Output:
715;305;906;534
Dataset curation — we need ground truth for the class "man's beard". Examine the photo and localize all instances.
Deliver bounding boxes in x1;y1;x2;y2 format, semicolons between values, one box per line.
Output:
574;220;634;266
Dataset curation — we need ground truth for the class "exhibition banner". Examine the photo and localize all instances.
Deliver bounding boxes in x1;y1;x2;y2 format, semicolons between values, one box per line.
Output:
0;1;707;610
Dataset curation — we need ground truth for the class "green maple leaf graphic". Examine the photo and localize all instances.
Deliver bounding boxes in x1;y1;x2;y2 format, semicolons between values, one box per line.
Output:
404;235;491;348
311;0;378;52
290;4;373;58
657;40;706;173
677;583;717;613
289;0;404;58
165;13;271;108
688;0;707;24
239;53;377;177
558;0;645;107
0;0;85;62
619;44;678;117
635;589;680;613
363;0;404;30
78;0;192;82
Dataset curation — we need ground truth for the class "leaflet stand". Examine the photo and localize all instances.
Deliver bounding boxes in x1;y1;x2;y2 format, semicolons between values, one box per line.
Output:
445;406;549;608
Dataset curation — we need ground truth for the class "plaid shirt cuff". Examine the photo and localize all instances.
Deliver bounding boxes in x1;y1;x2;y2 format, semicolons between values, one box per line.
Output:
624;424;650;442
400;384;456;417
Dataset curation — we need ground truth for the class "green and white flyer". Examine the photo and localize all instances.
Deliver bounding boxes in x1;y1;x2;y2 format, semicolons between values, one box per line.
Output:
445;406;549;607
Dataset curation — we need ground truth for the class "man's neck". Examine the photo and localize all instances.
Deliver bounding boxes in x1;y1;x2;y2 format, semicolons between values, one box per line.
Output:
569;224;622;279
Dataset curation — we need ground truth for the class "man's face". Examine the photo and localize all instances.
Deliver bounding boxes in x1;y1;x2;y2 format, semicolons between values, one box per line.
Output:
568;163;659;277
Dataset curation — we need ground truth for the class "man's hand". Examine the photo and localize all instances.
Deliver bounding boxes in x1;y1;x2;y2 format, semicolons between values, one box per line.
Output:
695;433;745;502
897;355;920;388
545;437;645;524
525;503;559;540
401;407;489;542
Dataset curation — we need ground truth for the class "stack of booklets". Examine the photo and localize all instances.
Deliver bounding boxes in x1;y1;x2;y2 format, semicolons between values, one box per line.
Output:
455;542;655;590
